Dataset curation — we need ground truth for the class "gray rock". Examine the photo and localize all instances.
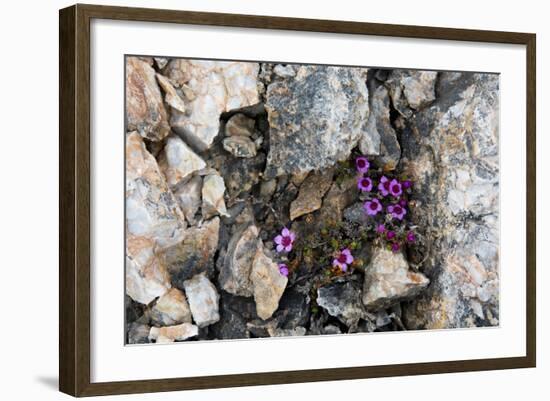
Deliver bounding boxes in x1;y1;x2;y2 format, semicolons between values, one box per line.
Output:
361;84;401;170
183;273;220;328
264;65;369;177
158;135;206;187
127;322;150;344
219;224;260;297
251;245;288;320
225;113;255;137
386;70;438;117
150;288;192;326
275;284;311;329
273;64;296;78
154;57;168;69
289;170;334;220
126;57;170;141
401;72;500;329
343;202;370;225
317;277;367;327
162;217;220;284
363;247;429;311
223;136;257;158
212;152;266;202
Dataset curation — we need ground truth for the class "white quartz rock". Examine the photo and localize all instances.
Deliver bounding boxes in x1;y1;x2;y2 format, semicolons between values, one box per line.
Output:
158;135;206;188
201;174;229;218
183;273;220;328
164;60;260;151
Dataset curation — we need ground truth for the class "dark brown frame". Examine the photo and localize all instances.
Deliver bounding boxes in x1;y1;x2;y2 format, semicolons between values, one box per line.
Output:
59;3;536;397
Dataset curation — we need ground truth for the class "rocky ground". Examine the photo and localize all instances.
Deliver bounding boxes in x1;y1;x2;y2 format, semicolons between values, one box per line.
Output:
125;57;500;344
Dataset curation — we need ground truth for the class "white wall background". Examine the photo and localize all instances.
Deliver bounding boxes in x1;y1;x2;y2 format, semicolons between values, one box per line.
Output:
0;0;545;399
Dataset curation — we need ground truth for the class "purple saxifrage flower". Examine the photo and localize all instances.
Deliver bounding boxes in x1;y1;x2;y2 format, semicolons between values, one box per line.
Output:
355;156;370;174
378;176;392;197
274;227;295;253
333;248;354;272
406;231;416;243
376;223;386;234
387;204;407;220
278;263;289;277
402;180;412;189
399;198;408;207
391;242;400;253
357;176;373;192
386;230;396;240
364;198;383;216
389;179;403;197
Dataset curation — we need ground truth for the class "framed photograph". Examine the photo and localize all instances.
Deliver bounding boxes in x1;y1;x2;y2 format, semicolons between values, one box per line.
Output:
59;4;536;397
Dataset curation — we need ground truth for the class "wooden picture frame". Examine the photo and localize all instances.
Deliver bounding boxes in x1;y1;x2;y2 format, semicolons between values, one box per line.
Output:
59;3;536;397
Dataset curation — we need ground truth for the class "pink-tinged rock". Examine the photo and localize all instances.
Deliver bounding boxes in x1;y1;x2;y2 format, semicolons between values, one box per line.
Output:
126;57;170;141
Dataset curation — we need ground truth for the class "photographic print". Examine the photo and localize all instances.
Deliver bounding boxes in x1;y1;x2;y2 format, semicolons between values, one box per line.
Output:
125;56;499;345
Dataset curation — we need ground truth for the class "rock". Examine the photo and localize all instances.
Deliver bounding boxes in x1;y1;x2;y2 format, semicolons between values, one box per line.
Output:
126;132;186;250
360;84;401;170
125;57;170;141
363;247;429;310
125;294;145;323
126;235;172;305
127;322;150;344
173;175;202;225
149;322;198;343
401;72;500;329
223;136;257;158
201;174;229;218
264;65;369;177
318;175;358;225
273;64;296;78
213;153;266;202
163;60;260;151
209;292;254;339
322;325;342;335
289;170;334;220
275;284;311;329
156;73;186;113
219;224;260;297
259;179;277;200
386;70;437;118
271;327;307;337
150;288;192;326
317;277;367;327
183;273;220;327
250;245;288;320
343;202;370;225
158;135;206;187
154;57;169;69
225;113;255;137
162;217;220;284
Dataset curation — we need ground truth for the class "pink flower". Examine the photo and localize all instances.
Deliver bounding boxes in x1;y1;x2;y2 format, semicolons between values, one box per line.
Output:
278;263;289;277
378;176;392;196
333;248;354;272
357;176;373;192
355;157;370;173
376;224;386;234
389;179;402;197
274;227;295;253
387;204;407;220
406;231;416;243
364;198;383;216
391;242;400;253
386;230;396;240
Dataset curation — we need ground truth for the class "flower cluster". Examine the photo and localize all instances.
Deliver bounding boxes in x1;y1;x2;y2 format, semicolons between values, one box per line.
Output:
354;156;417;253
